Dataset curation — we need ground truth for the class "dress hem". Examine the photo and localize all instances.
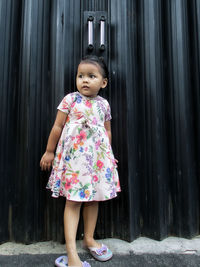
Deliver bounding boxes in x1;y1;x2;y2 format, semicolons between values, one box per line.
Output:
46;187;121;202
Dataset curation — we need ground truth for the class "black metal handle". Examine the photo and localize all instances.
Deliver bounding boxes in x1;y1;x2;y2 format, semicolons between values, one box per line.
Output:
88;16;94;50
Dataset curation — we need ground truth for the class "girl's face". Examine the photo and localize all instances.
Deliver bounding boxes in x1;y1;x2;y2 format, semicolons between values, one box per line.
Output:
76;63;108;98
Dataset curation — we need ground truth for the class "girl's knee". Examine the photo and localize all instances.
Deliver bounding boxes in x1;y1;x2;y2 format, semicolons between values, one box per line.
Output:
84;201;99;208
65;200;82;208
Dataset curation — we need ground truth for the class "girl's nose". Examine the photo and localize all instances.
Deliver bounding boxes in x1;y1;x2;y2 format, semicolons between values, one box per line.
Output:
83;76;89;82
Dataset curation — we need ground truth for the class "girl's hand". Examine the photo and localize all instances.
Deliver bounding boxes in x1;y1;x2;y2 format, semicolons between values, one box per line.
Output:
40;151;54;171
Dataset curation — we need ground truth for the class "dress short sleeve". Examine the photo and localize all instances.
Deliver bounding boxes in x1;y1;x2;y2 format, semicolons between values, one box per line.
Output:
57;93;72;114
104;100;112;121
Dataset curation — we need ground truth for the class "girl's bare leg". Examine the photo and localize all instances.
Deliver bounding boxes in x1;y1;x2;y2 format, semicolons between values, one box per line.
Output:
83;201;101;248
64;200;82;267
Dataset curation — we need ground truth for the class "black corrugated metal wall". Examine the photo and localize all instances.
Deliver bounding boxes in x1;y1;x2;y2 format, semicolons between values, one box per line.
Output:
0;0;200;243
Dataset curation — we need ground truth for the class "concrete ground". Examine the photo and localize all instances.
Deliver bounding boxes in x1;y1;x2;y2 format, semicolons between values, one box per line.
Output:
1;236;200;266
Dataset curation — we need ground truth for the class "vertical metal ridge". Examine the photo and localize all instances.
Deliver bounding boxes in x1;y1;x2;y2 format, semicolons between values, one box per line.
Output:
165;0;199;237
138;0;170;240
0;0;10;242
82;0;108;11
125;0;140;240
0;0;22;242
110;0;132;240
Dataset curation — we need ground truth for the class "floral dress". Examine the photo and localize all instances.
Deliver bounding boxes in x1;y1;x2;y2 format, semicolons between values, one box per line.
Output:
46;91;121;201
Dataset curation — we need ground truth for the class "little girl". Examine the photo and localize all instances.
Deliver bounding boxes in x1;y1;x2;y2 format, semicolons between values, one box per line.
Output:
40;55;120;267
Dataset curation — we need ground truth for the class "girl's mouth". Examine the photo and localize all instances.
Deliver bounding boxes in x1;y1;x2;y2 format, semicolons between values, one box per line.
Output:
82;86;89;89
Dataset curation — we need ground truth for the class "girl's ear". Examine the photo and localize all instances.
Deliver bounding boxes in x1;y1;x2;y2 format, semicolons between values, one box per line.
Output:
101;78;108;89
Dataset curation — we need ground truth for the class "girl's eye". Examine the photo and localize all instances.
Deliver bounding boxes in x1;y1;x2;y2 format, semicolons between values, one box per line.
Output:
78;75;83;78
90;74;95;78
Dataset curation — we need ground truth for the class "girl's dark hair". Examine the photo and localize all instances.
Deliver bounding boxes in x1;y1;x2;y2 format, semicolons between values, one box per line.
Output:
79;55;109;79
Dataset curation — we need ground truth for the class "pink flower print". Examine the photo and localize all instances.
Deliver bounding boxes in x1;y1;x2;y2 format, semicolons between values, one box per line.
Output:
71;173;79;184
112;158;118;167
92;117;97;125
97;160;104;170
77;113;83;119
93;175;98;182
74;109;83;119
85;100;92;108
72;173;78;178
76;130;87;144
66;116;70;123
71;136;75;141
65;178;72;190
85;147;88;152
62;100;69;109
117;180;121;189
71;102;75;108
95;140;101;150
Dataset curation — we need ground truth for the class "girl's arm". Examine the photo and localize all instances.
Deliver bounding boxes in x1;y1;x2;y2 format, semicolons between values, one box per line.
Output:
104;120;112;145
40;110;67;171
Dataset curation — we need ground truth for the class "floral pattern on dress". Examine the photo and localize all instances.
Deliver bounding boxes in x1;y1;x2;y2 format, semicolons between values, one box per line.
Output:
46;91;121;201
